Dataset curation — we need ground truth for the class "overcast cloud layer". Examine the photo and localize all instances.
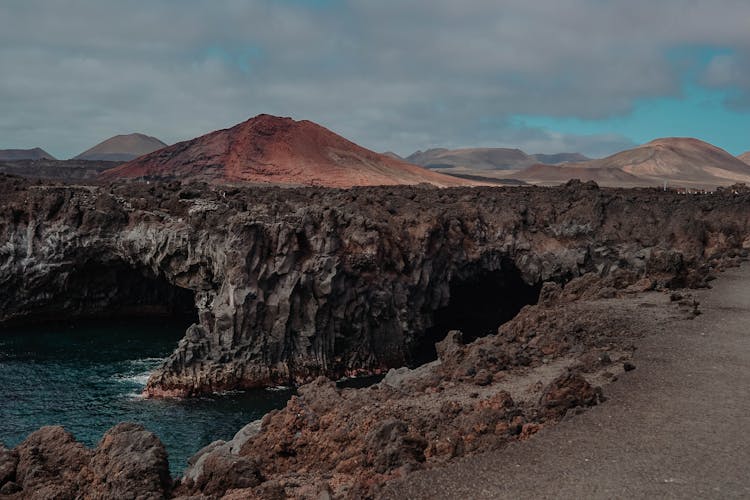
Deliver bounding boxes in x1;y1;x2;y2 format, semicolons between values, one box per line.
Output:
1;0;750;158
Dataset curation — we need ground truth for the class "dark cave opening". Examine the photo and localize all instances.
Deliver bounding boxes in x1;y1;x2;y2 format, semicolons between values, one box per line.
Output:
412;262;541;366
62;260;199;327
4;259;198;330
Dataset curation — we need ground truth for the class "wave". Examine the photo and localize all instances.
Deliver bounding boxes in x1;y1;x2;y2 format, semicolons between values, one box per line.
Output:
126;357;165;367
112;357;165;387
211;389;244;396
117;372;151;386
125;389;147;401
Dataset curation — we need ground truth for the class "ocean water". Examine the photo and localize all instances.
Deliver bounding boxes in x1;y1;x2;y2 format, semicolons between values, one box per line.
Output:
0;318;292;475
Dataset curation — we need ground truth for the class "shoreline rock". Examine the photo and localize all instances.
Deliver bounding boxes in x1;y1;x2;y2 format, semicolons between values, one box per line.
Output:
1;424;170;499
3;269;731;497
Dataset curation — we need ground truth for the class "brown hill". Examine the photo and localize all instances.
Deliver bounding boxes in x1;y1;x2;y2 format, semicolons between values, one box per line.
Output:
75;133;167;162
738;151;750;165
516;138;750;188
101;115;470;188
0;148;56;161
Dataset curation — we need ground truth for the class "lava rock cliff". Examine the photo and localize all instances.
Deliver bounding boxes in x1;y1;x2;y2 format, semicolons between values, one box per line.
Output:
1;175;748;396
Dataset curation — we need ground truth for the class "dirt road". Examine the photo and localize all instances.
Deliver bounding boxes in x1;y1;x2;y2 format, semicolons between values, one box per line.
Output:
384;266;750;499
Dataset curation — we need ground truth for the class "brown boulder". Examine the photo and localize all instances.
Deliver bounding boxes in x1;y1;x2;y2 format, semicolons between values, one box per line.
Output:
187;449;263;497
458;391;522;448
539;372;603;420
14;426;91;498
84;422;172;500
435;330;465;364
365;420;427;474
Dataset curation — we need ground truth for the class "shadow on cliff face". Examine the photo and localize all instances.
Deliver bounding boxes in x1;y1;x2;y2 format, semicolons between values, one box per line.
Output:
3;258;197;329
412;261;541;366
65;259;198;326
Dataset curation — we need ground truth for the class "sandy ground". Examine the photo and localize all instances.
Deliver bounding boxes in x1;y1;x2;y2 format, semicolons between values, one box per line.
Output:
383;265;750;499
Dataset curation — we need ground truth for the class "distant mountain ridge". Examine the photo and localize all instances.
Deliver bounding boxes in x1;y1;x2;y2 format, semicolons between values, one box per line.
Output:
101;115;471;188
0;148;56;161
0;159;121;181
532;152;590;164
75;133;167;161
739;151;750;165
407;148;534;170
514;137;750;188
406;147;590;171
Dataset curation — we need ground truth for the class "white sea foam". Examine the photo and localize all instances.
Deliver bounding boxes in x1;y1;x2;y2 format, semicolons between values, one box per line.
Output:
127;357;164;367
267;385;291;392
125;373;151;385
113;357;164;387
125;390;147;401
212;389;244;396
112;371;152;386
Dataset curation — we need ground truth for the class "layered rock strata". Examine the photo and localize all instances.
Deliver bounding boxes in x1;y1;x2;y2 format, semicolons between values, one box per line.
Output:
1;175;749;397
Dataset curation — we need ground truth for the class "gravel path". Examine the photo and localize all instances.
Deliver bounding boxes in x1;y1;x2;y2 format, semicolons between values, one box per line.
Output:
384;265;750;499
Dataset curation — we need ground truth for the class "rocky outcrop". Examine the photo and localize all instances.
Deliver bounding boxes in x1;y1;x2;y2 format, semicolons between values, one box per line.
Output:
84;423;172;499
13;426;91;498
179;420;264;495
1;424;170;499
538;371;602;420
1;175;750;397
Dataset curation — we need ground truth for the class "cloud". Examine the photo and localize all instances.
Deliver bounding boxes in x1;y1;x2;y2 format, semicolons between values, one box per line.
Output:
1;0;750;157
702;52;750;109
492;128;637;158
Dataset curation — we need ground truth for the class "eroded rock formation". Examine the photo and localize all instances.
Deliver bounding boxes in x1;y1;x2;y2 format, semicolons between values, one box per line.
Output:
0;424;170;498
1;175;749;398
2;170;749;496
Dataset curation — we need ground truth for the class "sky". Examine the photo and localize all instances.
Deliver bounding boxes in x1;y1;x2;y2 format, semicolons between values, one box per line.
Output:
1;0;750;159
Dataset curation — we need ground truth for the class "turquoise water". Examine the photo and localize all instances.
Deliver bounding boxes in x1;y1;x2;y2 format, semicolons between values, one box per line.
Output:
0;319;292;475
